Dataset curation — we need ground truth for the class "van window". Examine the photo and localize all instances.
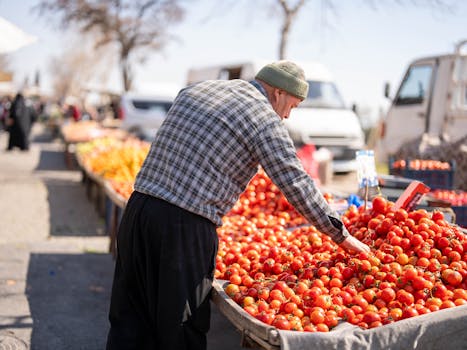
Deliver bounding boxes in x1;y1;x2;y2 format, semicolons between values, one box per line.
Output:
219;67;242;80
132;100;172;112
300;81;346;109
395;64;432;105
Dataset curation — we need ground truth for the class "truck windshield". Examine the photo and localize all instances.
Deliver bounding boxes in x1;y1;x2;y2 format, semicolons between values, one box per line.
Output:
395;64;432;105
299;81;346;109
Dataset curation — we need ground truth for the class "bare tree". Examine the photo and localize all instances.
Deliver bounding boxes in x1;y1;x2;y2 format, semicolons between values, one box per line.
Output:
49;31;116;101
36;0;185;91
276;0;307;59
274;0;457;59
222;0;456;60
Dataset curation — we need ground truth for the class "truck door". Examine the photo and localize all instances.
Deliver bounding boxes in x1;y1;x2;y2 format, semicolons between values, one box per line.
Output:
382;59;436;156
444;53;467;141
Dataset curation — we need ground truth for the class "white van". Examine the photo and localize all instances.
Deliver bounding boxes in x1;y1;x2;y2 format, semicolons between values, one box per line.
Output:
187;61;365;172
119;84;180;140
378;39;467;160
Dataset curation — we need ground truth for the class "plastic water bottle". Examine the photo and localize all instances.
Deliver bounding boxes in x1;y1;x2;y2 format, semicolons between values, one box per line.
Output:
356;150;382;207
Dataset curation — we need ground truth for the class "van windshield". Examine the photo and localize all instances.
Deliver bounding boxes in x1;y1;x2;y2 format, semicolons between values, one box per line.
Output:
394;64;432;105
299;81;346;109
132;100;173;112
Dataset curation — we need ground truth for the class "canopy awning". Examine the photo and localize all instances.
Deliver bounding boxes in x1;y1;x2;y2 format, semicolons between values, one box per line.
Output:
0;16;37;54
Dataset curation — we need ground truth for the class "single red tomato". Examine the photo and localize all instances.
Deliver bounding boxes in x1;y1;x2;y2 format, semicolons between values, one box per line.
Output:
372;196;388;214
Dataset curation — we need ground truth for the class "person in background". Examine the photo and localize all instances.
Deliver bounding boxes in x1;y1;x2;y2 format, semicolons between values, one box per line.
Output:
6;92;36;151
106;60;370;350
110;98;121;120
0;96;12;130
68;104;81;122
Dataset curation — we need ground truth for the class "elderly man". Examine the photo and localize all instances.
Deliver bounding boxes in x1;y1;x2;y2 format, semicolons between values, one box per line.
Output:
106;60;369;350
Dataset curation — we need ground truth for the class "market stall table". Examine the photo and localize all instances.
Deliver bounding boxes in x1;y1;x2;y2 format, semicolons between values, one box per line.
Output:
75;150;108;217
75;151;129;256
75;166;467;349
103;181;127;257
60;121;128;169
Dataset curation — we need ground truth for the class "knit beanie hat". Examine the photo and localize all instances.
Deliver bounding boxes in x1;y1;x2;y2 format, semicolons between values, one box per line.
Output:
255;61;309;100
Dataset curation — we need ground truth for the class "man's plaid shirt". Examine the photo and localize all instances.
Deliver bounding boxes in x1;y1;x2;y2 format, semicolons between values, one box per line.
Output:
134;79;348;243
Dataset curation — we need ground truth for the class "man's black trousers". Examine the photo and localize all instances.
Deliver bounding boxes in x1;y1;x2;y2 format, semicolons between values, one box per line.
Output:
106;191;218;350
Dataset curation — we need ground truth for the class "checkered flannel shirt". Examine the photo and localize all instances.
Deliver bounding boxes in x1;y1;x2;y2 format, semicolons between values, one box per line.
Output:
134;79;348;243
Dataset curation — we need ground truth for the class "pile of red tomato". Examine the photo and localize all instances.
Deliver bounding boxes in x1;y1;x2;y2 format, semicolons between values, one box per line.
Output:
429;190;467;207
392;159;451;170
217;170;467;332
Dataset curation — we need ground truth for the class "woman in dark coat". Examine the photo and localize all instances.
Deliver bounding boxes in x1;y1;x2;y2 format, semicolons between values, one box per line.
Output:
7;92;35;151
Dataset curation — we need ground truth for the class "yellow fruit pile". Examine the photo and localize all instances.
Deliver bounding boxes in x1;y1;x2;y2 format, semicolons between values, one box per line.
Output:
77;137;150;199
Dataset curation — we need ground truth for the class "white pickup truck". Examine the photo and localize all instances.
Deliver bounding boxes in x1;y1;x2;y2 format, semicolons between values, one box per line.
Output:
378;39;467;160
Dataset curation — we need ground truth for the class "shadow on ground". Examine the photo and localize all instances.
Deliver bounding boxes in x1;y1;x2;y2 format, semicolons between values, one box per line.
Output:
31;129;58;144
33;141;106;237
43;177;106;237
35;149;68;172
26;253;114;350
25;252;245;350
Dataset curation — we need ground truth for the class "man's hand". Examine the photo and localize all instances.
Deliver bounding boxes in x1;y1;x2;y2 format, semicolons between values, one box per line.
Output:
339;235;370;254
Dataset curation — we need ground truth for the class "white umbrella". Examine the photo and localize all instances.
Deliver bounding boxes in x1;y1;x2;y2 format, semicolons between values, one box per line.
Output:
0;16;37;54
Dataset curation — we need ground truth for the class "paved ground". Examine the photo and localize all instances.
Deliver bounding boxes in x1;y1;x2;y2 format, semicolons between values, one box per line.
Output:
0;123;246;350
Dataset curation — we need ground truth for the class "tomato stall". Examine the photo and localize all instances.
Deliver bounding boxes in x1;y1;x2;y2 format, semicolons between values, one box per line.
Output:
209;170;467;349
68;135;467;349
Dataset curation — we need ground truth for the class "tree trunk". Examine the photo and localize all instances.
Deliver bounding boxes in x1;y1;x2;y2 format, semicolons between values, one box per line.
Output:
121;56;132;92
279;16;292;59
277;0;307;60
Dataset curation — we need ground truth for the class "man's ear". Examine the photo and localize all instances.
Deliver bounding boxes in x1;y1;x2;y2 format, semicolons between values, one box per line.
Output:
271;88;281;103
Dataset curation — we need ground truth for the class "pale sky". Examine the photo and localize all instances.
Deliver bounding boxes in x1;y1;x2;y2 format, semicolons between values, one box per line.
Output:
1;0;466;124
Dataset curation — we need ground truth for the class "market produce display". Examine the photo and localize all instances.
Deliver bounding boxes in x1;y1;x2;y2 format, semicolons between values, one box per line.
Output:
61;120;127;144
226;169;308;228
76;137;150;199
391;159;451;171
72;137;466;336
429;190;467;206
428;190;467;229
217;171;467;333
389;158;455;190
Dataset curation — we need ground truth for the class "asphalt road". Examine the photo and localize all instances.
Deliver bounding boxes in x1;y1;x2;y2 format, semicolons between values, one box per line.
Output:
0;123;245;350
